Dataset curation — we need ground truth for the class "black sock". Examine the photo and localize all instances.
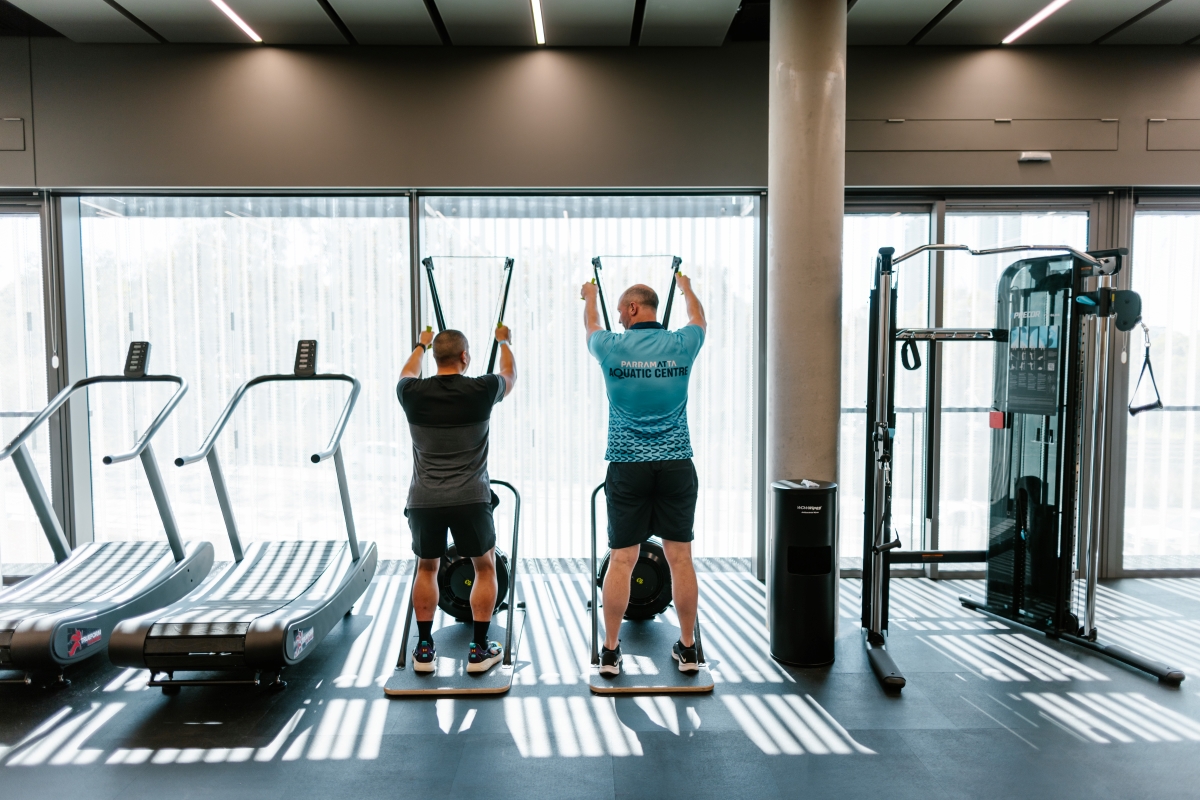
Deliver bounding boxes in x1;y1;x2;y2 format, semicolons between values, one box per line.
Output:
417;620;434;644
473;620;490;646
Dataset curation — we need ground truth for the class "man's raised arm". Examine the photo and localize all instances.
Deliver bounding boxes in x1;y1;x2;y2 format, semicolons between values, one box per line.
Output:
495;325;517;397
674;273;707;333
581;281;604;338
400;327;435;380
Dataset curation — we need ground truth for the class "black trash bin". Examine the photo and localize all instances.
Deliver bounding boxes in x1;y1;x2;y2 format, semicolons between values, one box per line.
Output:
768;479;837;666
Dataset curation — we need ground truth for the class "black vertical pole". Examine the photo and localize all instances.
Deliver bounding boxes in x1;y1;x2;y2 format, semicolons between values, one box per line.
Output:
661;256;683;328
592;257;611;331
487;258;515;374
422;257;447;333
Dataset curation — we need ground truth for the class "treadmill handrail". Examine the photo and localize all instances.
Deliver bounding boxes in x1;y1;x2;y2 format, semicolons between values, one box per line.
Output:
891;244;1104;269
0;374;187;465
0;373;188;563
174;372;362;563
175;373;361;467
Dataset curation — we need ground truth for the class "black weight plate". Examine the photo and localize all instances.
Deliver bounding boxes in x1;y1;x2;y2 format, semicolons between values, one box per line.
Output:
437;545;511;623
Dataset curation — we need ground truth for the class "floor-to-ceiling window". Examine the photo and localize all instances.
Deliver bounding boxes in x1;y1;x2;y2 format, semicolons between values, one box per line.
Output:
0;207;52;573
1124;211;1200;570
938;209;1089;553
73;194;758;561
838;204;1090;572
77;196;412;560
420;195;760;558
840;210;931;568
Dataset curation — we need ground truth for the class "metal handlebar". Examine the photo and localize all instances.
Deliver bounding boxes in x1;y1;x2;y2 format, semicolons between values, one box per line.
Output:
0;372;188;563
175;374;360;467
891;244;1106;268
1;375;186;465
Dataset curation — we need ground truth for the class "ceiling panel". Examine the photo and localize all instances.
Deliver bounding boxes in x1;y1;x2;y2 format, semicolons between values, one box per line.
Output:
1019;0;1150;45
541;0;635;46
120;0;246;43
327;0;441;45
1106;0;1200;44
639;0;740;46
224;0;346;45
436;0;536;45
847;0;949;46
6;0;156;42
919;0;1048;45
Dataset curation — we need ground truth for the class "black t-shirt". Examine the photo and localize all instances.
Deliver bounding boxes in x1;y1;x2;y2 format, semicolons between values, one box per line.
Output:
397;374;506;508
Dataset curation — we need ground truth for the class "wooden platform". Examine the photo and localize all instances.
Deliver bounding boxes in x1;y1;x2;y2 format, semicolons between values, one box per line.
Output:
588;617;714;695
384;611;525;697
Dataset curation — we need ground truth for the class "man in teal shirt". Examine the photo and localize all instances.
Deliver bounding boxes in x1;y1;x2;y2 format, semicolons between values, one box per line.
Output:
581;274;707;675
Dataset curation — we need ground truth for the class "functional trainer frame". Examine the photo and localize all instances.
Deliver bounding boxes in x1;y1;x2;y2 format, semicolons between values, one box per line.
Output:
861;243;1183;691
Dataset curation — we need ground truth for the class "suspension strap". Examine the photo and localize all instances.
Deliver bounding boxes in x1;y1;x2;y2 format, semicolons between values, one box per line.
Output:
1129;323;1163;417
900;338;922;371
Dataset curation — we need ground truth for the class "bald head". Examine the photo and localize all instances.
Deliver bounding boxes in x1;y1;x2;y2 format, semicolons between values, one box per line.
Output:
619;284;659;312
617;284;659;329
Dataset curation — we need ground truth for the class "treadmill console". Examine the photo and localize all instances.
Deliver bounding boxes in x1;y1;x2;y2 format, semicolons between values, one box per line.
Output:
295;340;318;376
124;341;150;377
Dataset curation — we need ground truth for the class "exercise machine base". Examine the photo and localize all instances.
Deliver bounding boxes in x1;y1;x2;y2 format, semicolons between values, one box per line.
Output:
960;595;1185;685
589;619;714;695
384;611;525;697
864;633;906;692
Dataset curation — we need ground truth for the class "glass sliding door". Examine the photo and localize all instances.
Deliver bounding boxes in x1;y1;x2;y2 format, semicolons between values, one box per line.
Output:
840;211;931;568
78;196;411;560
0;208;53;572
1123;211;1200;570
420;195;760;558
939;210;1089;553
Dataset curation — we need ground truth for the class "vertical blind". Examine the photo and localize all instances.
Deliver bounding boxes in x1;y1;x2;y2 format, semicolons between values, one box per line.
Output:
77;195;757;560
1125;212;1200;570
0;212;52;567
80;196;412;561
420;196;759;558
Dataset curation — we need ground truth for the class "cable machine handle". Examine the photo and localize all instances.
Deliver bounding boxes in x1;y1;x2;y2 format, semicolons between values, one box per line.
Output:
487;258;515;374
660;256;683;329
591;257;612;331
422;257;448;333
1129;323;1164;416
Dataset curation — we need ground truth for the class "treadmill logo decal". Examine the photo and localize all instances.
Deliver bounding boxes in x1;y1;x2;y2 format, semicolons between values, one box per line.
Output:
67;627;102;657
796;505;823;513
293;627;315;657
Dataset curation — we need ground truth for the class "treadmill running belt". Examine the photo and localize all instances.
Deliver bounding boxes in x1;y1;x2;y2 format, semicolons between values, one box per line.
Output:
0;541;171;605
204;540;343;603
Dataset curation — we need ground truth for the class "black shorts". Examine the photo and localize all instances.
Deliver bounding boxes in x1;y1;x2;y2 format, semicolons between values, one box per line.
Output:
406;499;497;559
605;459;699;550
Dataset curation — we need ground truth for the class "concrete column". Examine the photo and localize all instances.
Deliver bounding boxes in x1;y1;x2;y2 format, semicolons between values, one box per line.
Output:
766;0;846;492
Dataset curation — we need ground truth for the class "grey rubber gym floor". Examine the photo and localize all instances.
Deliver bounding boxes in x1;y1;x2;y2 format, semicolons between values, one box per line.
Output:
5;559;1200;800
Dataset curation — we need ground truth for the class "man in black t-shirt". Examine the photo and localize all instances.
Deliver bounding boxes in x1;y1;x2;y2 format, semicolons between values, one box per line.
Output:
397;324;516;673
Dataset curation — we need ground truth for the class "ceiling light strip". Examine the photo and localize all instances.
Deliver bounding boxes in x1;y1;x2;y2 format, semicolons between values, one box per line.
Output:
210;0;263;43
530;0;546;45
1002;0;1075;45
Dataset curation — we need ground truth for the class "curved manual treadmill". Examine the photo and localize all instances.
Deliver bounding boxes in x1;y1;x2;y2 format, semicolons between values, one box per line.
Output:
0;342;214;684
110;340;377;691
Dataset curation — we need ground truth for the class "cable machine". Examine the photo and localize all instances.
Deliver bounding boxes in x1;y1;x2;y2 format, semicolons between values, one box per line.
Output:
861;243;1181;692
